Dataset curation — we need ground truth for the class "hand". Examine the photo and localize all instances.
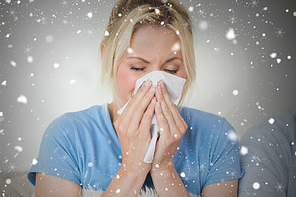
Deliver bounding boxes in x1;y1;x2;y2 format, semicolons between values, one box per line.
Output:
113;79;156;175
152;80;188;172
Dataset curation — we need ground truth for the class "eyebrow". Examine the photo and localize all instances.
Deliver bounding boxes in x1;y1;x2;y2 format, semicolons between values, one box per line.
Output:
127;56;183;63
127;56;149;63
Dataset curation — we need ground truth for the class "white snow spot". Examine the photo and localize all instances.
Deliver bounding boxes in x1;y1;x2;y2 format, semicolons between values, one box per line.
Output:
226;28;236;40
227;130;238;141
180;172;186;178
77;30;81;34
88;162;93;167
17;95;28;104
240;146;248;156
18;137;22;141
45;35;54;43
253;182;260;190
188;6;194;12
69;79;76;84
87;12;93;18
0;112;3;116
27;56;33;63
32;158;38;165
176;30;180;35
276;58;281;64
5;0;11;3
104;31;109;36
118;13;122;17
171;42;180;52
293;12;296;17
116;189;121;193
10;60;17;67
270;52;277;58
127;47;134;54
268;118;275;125
199;21;208;31
1;80;7;86
6;179;11;185
287;55;292;60
232;89;238;96
54;63;60;68
14;146;23;152
155;8;160;14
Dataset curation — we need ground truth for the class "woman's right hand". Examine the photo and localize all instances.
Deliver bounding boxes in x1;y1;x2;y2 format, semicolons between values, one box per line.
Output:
113;79;156;174
102;80;156;196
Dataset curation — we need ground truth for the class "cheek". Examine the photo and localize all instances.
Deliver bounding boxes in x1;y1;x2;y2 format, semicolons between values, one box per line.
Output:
177;69;187;79
115;69;138;96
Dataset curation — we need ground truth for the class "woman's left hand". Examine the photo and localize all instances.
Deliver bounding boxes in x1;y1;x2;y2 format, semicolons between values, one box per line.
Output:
151;80;188;172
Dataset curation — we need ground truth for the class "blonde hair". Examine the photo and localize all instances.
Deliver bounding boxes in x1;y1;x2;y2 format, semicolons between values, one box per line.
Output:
101;0;196;107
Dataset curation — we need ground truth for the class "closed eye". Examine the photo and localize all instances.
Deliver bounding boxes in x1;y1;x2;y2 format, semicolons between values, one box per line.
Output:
164;69;178;74
130;67;145;72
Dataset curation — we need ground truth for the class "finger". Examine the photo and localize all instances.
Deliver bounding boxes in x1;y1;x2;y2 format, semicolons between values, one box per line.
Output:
156;80;187;136
155;82;177;135
154;101;172;140
115;80;153;134
138;97;156;136
121;79;152;117
119;80;153;122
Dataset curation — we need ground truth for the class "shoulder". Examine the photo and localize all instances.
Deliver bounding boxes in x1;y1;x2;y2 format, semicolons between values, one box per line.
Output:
45;105;109;137
179;107;238;151
62;105;106;124
179;107;234;133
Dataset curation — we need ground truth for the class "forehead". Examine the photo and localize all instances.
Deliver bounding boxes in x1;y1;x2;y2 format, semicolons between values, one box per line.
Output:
129;26;182;58
131;26;180;46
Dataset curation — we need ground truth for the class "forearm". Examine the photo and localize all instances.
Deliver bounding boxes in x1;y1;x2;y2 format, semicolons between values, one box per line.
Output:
151;166;190;197
102;166;148;196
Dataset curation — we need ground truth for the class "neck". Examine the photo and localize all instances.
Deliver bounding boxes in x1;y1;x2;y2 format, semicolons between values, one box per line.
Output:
108;102;118;124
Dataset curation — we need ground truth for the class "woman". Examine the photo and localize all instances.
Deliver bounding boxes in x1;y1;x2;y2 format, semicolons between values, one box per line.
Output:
28;0;243;196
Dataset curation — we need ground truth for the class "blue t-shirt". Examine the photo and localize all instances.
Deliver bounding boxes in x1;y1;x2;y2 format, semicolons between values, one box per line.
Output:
28;104;243;195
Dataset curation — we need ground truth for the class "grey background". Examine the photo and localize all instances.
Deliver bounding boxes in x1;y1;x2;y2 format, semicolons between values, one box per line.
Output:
0;0;295;175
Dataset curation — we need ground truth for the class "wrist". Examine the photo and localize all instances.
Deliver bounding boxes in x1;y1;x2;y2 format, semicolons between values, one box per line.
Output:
151;159;174;173
150;162;176;179
120;160;151;178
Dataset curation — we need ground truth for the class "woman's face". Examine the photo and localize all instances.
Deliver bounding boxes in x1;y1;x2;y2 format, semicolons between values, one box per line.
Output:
114;26;187;108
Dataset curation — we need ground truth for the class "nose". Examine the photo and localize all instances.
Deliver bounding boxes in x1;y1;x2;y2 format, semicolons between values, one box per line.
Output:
149;63;163;73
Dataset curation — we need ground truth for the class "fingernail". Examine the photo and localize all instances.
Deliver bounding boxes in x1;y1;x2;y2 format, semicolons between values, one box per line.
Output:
149;86;155;92
156;101;161;108
144;79;150;86
160;80;165;88
151;97;156;103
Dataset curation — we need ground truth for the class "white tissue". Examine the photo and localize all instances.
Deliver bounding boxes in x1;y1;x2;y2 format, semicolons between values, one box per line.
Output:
117;71;186;163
